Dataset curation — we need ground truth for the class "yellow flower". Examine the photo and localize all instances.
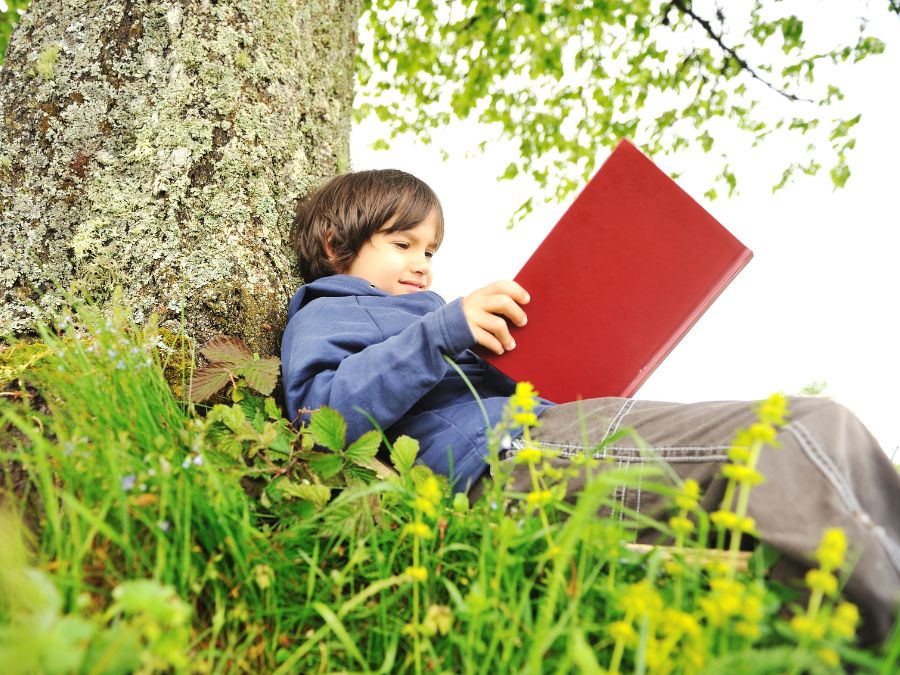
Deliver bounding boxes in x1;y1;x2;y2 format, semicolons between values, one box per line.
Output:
404;522;434;539
423;604;453;636
816;528;848;571
830;602;859;639
411;497;436;518
721;464;765;486
514;446;542;464
417;475;442;505
674;479;700;510
790;615;826;640
511;381;538;411
805;569;838;596
735;621;761;640
526;490;553;507
817;647;840;668
668;515;695;536
748;422;776;444
740;593;764;623
621;580;664;618
661;609;701;638
757;393;788;426
513;411;538;427
710;510;755;533
727;445;752;463
608;620;638;646
404;566;428;583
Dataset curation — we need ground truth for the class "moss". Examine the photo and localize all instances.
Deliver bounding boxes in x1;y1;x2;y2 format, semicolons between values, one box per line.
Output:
34;44;59;80
0;0;358;355
0;340;53;388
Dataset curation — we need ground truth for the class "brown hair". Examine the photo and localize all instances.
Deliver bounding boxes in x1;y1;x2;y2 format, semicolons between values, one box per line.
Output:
291;169;445;282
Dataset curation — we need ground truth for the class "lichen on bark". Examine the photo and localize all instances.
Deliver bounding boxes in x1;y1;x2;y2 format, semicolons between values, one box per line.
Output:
0;0;360;356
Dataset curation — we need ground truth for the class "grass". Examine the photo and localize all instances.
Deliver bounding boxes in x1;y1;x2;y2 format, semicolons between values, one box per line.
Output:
0;301;898;673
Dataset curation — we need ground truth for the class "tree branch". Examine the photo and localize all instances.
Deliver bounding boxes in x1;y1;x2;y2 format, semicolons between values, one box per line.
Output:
669;0;813;103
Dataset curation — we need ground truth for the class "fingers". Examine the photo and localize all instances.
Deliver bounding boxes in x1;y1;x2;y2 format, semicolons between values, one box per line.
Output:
462;280;531;354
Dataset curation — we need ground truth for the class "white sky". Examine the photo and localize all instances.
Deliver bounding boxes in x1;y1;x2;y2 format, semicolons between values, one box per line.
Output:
351;6;900;459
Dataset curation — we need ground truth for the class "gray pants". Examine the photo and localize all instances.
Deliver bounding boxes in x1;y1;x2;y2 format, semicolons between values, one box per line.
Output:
472;397;900;644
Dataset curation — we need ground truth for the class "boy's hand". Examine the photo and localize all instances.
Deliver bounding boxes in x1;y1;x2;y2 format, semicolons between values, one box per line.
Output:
461;281;530;355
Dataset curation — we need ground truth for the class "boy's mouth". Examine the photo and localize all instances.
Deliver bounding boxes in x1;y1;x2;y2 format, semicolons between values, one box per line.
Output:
400;280;425;291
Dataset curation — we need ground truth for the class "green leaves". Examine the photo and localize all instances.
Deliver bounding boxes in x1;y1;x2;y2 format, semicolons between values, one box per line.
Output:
390;435;419;477
190;336;280;403
311;406;347;452
357;1;887;212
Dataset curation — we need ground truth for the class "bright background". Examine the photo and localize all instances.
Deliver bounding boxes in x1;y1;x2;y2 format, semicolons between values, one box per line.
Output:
351;8;900;458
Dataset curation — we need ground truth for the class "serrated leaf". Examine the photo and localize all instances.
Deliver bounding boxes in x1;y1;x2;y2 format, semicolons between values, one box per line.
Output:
189;366;232;403
240;356;280;395
390;435;419;476
344;464;377;484
264;396;282;420
279;481;331;508
200;336;253;367
219;404;246;434
345;430;381;464
310;406;346;452
309;452;343;480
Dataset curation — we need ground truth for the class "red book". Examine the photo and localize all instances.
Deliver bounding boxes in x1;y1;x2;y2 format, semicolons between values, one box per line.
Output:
478;139;753;403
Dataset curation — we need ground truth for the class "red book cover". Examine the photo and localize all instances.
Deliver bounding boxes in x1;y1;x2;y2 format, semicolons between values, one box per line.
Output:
478;139;753;403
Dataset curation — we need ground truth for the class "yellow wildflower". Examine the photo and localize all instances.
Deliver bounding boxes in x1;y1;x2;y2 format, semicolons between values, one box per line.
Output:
411;497;436;518
748;422;776;444
513;411;538;427
514;446;542;464
608;620;638;646
735;621;761;640
404;522;434;539
790;615;826;641
511;381;538;411
404;566;428;583
721;464;765;486
727;445;752;463
526;490;553;507
830;602;859;639
674;479;700;510
621;580;664;618
417;475;442;505
805;569;838;596
757;393;788;426
817;647;840;668
816;528;848;571
668;515;695;536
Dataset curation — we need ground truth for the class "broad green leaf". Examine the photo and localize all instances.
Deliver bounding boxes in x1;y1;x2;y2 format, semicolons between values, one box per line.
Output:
345;430;381;464
344;464;377;484
264;396;283;420
200;335;253;367
390;435;419;476
279;481;331;508
309;452;343;480
189;365;232;403
310;406;346;452
240;356;280;395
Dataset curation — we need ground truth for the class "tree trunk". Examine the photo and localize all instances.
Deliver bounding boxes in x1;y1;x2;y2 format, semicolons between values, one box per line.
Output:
0;0;359;356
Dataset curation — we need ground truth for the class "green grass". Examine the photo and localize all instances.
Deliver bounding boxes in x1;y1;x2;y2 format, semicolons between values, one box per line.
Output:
0;302;897;673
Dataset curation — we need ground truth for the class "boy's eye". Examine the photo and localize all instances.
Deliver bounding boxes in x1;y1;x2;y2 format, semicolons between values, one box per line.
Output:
393;242;409;250
425;251;434;258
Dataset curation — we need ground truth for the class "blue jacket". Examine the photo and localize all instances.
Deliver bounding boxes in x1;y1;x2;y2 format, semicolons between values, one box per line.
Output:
281;275;550;490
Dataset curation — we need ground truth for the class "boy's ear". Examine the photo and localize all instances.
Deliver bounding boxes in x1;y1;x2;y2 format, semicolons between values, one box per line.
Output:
323;229;337;264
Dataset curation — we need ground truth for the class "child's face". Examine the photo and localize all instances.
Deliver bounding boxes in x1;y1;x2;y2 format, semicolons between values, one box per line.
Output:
345;209;439;295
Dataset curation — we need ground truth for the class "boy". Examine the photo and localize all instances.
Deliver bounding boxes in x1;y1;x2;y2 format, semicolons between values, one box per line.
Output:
282;169;899;643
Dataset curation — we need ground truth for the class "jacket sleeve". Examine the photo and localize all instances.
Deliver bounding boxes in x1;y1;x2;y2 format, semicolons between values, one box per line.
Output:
281;297;476;443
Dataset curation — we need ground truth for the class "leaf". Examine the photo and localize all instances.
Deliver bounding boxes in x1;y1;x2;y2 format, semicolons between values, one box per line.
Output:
200;336;253;367
264;396;283;420
345;430;381;465
278;481;331;508
344;464;377;484
240;356;280;395
189;365;232;403
310;406;346;452
390;435;419;476
309;452;343;480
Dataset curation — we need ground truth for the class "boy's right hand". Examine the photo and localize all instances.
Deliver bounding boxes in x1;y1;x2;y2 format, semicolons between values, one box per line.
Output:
461;281;530;355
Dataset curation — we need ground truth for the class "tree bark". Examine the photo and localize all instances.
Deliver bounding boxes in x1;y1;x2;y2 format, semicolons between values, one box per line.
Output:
0;0;359;356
